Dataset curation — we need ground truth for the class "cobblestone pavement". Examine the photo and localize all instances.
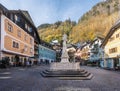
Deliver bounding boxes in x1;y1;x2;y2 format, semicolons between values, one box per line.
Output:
0;65;120;91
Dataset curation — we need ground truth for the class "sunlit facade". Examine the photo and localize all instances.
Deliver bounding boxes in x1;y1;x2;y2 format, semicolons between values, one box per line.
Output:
0;4;40;65
101;21;120;69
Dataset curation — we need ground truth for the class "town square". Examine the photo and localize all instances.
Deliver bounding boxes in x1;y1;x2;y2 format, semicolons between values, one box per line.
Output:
0;66;120;91
0;0;120;91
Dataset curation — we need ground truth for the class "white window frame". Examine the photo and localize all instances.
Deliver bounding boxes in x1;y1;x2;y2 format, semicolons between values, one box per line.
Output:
30;38;32;45
24;45;28;52
24;35;27;41
8;23;13;32
12;41;19;49
17;30;21;37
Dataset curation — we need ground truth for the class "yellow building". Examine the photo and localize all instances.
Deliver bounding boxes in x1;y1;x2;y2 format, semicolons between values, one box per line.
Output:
0;4;39;66
101;21;120;69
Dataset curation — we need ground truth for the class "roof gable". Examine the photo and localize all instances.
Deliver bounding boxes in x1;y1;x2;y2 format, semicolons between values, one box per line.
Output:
0;4;8;11
101;19;120;47
20;10;35;26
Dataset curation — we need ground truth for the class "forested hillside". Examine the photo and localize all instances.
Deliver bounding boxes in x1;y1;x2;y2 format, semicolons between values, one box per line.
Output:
38;0;120;43
38;19;76;43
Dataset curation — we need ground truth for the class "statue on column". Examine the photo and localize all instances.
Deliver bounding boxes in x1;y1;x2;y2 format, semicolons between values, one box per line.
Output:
61;34;69;62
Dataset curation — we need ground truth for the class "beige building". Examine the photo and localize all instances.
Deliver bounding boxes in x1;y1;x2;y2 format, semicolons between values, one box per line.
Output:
1;15;34;57
0;4;40;66
81;42;90;61
101;20;120;69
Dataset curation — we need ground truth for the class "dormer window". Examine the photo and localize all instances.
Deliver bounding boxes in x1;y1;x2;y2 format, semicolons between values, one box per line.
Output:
28;25;30;31
15;15;20;22
10;14;13;21
25;23;28;29
25;22;32;32
29;27;33;32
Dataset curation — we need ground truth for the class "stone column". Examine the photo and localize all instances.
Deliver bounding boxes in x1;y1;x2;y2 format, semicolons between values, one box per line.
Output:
61;34;69;63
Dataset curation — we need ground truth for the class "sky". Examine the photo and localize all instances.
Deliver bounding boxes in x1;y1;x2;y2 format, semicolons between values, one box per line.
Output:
0;0;102;27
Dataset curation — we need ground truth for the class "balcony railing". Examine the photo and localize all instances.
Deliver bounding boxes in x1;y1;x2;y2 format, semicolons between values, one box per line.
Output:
91;48;98;53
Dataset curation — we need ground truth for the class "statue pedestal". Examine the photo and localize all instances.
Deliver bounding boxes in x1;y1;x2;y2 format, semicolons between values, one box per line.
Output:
41;62;93;80
50;62;80;71
41;34;93;80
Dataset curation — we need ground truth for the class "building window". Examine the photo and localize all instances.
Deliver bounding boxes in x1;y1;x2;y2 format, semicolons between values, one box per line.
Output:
25;22;33;33
24;45;27;52
109;47;117;54
30;38;32;45
28;25;30;31
15;15;20;22
25;23;28;29
30;48;33;53
17;30;21;37
13;41;19;48
116;34;119;38
24;35;27;41
29;27;33;32
8;23;13;32
10;14;14;21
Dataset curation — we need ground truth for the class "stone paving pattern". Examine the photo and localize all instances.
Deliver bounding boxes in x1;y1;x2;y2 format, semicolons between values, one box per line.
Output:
0;65;120;91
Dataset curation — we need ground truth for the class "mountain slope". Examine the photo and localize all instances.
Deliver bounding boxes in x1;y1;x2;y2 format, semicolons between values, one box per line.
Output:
38;0;120;43
38;19;76;42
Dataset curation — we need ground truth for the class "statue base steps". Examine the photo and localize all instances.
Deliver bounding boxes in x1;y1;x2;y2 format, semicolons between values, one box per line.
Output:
41;62;93;80
41;69;93;80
